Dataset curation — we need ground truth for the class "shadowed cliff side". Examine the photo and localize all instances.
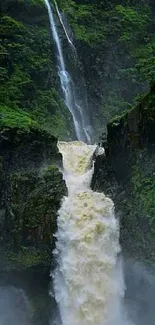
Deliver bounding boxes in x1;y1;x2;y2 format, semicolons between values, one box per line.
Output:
92;83;155;262
0;123;67;324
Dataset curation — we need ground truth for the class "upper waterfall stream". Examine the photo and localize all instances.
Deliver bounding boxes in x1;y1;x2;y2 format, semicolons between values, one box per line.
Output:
52;141;134;325
44;0;91;143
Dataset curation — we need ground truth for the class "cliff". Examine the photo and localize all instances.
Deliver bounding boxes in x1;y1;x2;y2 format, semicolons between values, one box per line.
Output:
92;84;155;262
0;123;66;324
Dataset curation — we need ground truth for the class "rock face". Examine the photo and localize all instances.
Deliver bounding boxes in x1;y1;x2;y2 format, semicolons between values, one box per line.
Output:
0;126;66;269
92;84;155;262
0;125;66;324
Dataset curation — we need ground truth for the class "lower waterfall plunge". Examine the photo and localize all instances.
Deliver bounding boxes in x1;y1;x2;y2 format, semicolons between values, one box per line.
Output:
52;141;134;325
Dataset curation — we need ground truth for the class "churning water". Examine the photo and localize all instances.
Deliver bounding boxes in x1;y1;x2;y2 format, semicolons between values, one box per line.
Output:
52;141;135;325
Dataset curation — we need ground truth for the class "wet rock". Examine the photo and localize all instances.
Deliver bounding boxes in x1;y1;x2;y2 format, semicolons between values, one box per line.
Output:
92;84;155;262
0;126;66;325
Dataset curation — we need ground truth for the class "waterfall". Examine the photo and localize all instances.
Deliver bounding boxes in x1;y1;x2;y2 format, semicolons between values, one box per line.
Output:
53;0;76;51
44;0;92;143
53;141;134;325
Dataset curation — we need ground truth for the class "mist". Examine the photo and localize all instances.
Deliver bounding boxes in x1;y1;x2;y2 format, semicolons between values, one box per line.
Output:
124;258;155;325
0;286;32;325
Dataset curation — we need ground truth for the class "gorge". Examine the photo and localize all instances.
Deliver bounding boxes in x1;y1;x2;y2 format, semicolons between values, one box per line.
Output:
0;0;155;325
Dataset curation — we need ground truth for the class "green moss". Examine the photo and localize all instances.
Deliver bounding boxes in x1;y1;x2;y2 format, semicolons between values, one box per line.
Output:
132;157;155;227
8;247;50;268
6;166;66;262
0;106;39;130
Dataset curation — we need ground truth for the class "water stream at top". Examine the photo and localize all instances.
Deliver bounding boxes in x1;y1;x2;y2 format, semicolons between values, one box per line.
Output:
53;0;76;51
44;0;91;143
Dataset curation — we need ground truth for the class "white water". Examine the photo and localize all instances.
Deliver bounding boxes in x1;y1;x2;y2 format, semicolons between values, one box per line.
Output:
53;0;76;51
53;141;134;325
44;0;91;143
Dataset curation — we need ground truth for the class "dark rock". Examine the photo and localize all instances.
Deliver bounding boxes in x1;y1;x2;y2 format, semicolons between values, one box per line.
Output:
0;126;66;270
0;125;66;324
92;84;155;263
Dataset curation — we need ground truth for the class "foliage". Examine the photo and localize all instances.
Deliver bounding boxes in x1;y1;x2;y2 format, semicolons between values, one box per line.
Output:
57;0;108;45
57;0;155;130
134;43;155;83
0;106;39;130
114;4;150;45
101;91;132;123
0;4;73;138
1;0;155;137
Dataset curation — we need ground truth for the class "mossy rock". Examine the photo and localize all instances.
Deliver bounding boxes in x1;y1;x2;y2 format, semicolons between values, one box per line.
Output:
92;84;155;263
0;166;66;270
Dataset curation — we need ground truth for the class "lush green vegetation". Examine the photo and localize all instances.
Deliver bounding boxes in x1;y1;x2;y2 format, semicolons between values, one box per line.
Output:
0;2;73;138
57;0;155;134
0;106;39;129
1;0;155;138
58;0;108;45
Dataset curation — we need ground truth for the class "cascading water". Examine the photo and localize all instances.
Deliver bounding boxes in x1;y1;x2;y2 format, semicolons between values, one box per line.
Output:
53;0;76;51
44;0;91;143
45;2;137;324
53;141;134;325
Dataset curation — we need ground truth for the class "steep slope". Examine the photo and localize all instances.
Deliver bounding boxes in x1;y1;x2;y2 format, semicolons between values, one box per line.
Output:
92;84;155;262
